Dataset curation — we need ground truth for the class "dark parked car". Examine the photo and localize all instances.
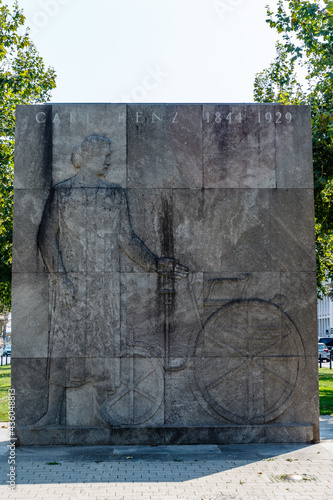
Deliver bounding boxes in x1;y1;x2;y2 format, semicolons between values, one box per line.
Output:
3;344;11;356
318;343;330;362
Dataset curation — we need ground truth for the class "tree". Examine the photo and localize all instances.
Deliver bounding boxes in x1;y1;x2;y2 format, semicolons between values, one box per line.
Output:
253;0;333;295
0;1;56;310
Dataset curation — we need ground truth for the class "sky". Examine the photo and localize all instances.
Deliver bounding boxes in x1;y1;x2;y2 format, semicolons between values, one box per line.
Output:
20;0;280;104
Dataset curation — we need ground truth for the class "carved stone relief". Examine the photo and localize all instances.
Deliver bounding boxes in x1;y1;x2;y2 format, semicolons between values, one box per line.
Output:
12;104;318;445
35;135;188;427
194;297;305;425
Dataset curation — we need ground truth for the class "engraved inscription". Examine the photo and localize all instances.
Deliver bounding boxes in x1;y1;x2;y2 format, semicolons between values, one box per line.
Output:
36;111;46;123
36;109;294;127
258;111;293;124
204;111;293;125
172;111;178;123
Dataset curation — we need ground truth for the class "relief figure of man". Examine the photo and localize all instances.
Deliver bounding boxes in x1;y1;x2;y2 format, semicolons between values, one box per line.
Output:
36;135;188;426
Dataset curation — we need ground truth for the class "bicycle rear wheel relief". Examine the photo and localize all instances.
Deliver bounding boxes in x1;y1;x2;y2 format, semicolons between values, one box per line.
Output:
194;299;305;425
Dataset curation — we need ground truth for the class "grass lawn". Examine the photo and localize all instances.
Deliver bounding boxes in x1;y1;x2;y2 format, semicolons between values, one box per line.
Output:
318;367;333;415
0;365;11;421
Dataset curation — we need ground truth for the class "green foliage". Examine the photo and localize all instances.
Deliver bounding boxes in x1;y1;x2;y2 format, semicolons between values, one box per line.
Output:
254;0;333;294
0;1;56;310
0;364;10;421
318;367;333;415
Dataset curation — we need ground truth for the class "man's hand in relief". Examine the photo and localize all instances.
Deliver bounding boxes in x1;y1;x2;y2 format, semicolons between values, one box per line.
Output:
156;257;189;279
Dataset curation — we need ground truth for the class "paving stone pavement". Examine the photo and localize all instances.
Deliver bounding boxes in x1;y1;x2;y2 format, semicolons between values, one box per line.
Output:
0;417;332;500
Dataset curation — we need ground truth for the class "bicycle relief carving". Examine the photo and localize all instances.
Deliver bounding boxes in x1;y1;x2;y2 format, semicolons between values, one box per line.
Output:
193;275;305;425
35;135;188;427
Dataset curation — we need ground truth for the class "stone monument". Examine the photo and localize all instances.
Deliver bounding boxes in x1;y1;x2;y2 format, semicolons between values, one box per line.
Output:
12;104;319;445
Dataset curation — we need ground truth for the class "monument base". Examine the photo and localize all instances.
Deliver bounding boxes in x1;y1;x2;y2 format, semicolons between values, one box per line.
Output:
16;423;318;446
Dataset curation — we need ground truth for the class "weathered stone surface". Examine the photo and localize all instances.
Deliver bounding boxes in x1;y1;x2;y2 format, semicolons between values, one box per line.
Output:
173;188;271;273
12;104;318;445
15;423;315;446
14;105;52;190
127;105;203;189
12;189;49;273
11;358;49;426
270;189;316;272
275;104;313;188
124;188;175;267
11;273;49;358
164;362;226;426
280;272;318;357
203;104;276;189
